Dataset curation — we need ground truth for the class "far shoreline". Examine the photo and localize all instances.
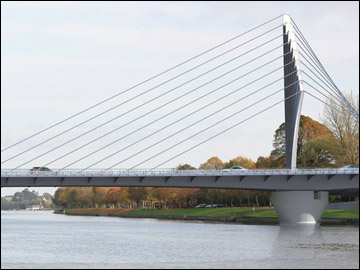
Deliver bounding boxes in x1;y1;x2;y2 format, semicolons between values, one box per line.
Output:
58;208;359;227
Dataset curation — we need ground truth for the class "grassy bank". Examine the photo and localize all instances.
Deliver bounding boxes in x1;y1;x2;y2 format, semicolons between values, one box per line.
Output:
126;207;277;217
125;208;359;219
65;207;359;219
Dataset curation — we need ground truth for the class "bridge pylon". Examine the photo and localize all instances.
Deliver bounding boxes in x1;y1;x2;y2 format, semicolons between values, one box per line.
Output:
282;14;304;170
272;191;329;225
273;15;327;225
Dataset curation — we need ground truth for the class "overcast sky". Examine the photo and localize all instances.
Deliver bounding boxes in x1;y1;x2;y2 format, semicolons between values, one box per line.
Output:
1;1;359;196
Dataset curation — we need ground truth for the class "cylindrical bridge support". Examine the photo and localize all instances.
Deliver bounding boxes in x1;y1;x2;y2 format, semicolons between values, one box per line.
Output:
272;191;329;225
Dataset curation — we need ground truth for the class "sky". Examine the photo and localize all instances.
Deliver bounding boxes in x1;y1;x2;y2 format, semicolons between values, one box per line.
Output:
1;1;359;196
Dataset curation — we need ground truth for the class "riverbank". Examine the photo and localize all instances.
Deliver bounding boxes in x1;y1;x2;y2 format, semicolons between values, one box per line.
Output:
62;207;359;226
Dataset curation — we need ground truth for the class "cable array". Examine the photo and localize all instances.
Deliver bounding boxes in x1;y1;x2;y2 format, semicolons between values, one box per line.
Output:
1;15;283;153
2;15;357;171
290;18;359;121
9;40;287;169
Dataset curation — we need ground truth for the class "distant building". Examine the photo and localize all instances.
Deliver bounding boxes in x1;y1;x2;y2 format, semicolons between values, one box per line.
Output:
26;205;43;211
32;205;43;210
4;195;13;202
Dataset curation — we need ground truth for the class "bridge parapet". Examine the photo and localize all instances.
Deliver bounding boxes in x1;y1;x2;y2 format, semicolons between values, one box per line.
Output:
1;168;358;196
1;168;358;178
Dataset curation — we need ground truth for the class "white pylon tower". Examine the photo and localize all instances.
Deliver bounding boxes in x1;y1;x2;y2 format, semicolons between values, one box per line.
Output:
282;14;305;169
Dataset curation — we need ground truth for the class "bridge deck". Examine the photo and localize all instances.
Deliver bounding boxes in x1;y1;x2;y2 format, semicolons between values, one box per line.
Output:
1;169;358;191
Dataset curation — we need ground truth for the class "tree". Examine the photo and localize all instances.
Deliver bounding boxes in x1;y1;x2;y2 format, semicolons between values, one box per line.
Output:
64;188;79;208
152;188;171;208
298;136;336;168
91;187;109;208
225;156;256;169
199;156;225;170
270;115;332;167
12;188;40;204
76;187;95;208
1;198;13;210
270;122;286;160
53;188;66;209
176;163;196;170
42;192;53;201
205;189;223;205
127;187;148;208
255;156;283;169
322;91;359;166
105;187;127;208
3;188;43;210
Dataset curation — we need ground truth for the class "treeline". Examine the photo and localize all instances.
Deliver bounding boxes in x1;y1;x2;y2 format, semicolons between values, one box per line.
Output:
53;187;270;209
53;108;359;210
182;115;358;171
1;189;53;210
256;115;358;169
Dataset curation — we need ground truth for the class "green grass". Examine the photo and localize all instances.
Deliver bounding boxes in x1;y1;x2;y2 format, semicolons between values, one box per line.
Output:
126;207;359;219
127;207;277;217
127;207;241;216
64;207;359;219
65;208;131;215
322;210;359;219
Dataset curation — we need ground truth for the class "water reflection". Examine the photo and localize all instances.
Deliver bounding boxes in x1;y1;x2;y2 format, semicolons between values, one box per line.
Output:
276;224;324;242
271;224;325;261
269;225;359;268
1;212;358;269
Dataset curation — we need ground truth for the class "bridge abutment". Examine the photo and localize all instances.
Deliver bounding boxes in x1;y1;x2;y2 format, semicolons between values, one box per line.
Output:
272;191;328;225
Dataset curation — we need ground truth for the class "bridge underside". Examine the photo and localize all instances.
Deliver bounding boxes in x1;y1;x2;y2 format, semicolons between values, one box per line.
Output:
2;173;358;225
1;174;358;192
328;188;359;197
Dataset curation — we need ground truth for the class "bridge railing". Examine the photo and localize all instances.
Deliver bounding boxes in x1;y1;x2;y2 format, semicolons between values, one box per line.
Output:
1;168;358;177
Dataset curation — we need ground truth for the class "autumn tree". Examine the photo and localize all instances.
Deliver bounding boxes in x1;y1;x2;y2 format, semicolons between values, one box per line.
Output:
75;187;94;208
63;188;77;208
152;188;170;208
298;136;336;168
225;156;256;169
176;163;196;170
127;187;148;208
255;156;283;169
322;91;359;166
270;122;286;164
199;156;225;170
105;187;127;208
205;189;223;205
270;115;333;167
91;187;109;208
53;188;66;209
173;188;200;208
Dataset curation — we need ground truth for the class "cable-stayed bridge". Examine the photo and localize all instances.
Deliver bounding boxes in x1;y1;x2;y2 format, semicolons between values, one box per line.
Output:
1;168;358;193
1;15;358;224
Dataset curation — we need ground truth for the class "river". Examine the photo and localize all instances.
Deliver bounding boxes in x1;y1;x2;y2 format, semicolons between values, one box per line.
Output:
1;211;359;269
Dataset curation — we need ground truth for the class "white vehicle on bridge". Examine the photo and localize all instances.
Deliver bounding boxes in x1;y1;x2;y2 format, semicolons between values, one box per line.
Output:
29;167;55;175
222;166;247;172
339;165;359;171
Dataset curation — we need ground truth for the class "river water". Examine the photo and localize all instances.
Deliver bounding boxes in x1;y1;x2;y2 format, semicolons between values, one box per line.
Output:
1;211;359;269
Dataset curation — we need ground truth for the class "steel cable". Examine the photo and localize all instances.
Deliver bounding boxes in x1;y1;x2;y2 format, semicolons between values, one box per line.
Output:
3;30;284;165
111;85;299;170
12;44;289;170
148;90;303;170
1;15;283;152
80;67;299;171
